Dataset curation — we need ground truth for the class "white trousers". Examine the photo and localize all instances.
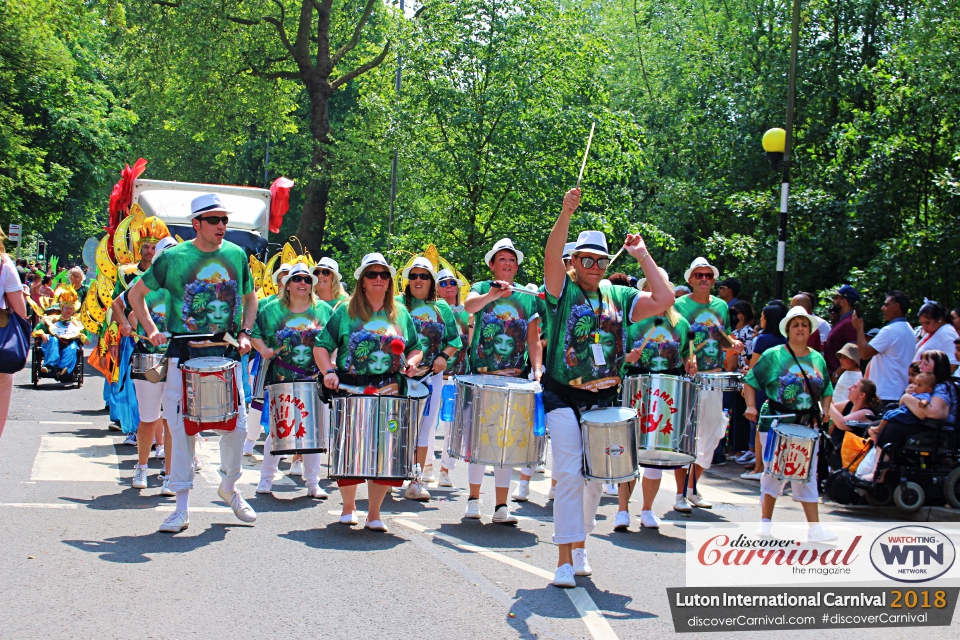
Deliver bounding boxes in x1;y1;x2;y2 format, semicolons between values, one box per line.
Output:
761;442;820;503
259;435;322;488
547;406;604;544
695;388;727;469
468;463;513;488
163;357;248;493
133;379;165;423
417;372;445;448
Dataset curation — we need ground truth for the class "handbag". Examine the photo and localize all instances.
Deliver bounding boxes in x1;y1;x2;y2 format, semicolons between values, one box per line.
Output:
0;260;30;374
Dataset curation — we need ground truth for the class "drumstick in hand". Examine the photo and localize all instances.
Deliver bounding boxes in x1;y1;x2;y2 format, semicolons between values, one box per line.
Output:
686;331;696;360
576;121;595;189
634;318;664;355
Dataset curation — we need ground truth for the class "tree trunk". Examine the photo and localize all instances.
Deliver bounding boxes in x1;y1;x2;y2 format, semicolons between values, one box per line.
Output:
296;80;333;256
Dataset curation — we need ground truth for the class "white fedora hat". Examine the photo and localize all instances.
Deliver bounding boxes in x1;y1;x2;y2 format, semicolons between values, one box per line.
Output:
484;238;524;266
281;263;318;287
562;242;577;261
779;305;820;338
436;268;462;286
637;267;670;292
272;262;293;286
683;257;720;282
402;256;438;281
154;236;179;256
313;256;340;276
572;230;610;258
189;193;230;218
353;252;396;280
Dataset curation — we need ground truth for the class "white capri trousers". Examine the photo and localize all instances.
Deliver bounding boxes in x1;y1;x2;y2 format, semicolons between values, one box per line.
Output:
163;357;248;493
547;406;605;545
760;442;820;503
418;372;445;448
695;388;727;469
133;379;165;423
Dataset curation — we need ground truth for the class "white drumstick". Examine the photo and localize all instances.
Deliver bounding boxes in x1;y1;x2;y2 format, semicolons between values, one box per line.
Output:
576;122;595;188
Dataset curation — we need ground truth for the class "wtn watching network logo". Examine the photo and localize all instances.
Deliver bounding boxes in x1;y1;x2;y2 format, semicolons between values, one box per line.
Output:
869;526;956;583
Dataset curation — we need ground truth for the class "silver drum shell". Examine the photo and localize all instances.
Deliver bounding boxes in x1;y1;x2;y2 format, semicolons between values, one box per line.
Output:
250;357;269;411
622;374;698;467
181;357;239;424
328;395;419;480
447;374;545;468
580;407;639;482
694;372;743;392
268;382;325;454
131;353;165;373
765;423;818;483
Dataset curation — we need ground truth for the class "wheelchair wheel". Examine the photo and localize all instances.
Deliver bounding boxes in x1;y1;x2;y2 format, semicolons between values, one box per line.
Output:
75;359;84;388
31;346;39;386
893;482;925;513
864;484;892;507
944;467;960;510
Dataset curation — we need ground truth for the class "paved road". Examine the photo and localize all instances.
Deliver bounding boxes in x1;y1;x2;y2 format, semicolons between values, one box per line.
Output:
1;352;956;638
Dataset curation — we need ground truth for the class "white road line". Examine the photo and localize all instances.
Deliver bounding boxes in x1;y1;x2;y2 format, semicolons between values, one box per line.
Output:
326;510;420;518
395;518;619;640
39;421;93;425
0;503;80;509
155;506;232;513
30;435;121;482
660;473;755;505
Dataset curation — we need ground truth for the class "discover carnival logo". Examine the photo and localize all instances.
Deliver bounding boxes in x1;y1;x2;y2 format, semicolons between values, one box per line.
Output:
869;526;956;583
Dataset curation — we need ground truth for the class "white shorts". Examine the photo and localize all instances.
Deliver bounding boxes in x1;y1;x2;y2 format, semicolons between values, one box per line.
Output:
133;379;165;423
695;389;727;469
760;442;819;503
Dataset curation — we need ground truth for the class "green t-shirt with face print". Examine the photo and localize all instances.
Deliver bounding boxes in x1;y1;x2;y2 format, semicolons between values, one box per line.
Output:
253;297;332;384
395;295;462;378
445;304;471;375
744;344;833;430
673;294;730;372
467;281;541;377
316;303;419;376
544;275;638;390
140;240;253;335
119;274;172;354
623;314;693;375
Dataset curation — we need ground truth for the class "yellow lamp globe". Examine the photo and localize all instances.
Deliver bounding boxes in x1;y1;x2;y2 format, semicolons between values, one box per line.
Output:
762;128;786;153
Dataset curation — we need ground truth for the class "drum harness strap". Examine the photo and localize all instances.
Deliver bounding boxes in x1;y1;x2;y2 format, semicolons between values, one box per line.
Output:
541;374;616;426
272;358;318;379
781;344;823;431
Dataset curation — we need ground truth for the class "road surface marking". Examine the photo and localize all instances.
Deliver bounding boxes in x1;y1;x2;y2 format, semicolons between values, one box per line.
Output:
395;518;618;640
193;436;290;487
30;435;120;482
661;473;754;505
0;503;80;509
39;421;93;425
326;510;420;518
155;506;232;513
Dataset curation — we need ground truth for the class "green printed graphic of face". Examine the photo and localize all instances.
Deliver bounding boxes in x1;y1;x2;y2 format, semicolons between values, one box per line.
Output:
650;355;668;371
291;344;312;368
369;350;391;375
599;329;616;363
493;333;516;357
205;299;231;328
703;338;719;359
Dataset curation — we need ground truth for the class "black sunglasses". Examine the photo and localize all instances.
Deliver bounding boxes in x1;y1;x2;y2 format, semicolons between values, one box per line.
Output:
313;268;332;277
364;270;391;280
198;215;229;226
288;275;311;284
579;256;610;270
408;273;432;281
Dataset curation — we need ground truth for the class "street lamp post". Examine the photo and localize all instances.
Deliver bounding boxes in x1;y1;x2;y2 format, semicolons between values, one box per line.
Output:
386;0;405;252
762;0;802;302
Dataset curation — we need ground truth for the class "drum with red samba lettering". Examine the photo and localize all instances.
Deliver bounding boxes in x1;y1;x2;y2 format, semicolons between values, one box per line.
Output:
268;381;326;454
621;374;698;467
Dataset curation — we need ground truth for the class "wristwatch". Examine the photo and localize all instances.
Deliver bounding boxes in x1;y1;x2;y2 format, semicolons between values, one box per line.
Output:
239;328;252;338
325;369;337;375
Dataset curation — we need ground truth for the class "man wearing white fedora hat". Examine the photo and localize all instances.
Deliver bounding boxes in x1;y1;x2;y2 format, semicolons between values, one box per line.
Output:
672;256;744;512
129;193;258;533
542;187;674;587
457;237;543;523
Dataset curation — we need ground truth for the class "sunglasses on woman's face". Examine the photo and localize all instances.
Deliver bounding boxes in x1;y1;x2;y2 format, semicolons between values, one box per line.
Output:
288;275;311;284
314;268;332;277
408;273;432;281
579;256;610;270
364;270;391;280
438;280;457;288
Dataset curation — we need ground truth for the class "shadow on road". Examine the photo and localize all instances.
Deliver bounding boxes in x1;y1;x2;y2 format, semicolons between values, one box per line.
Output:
280;523;408;551
429;520;540;549
63;523;246;563
593;527;687;554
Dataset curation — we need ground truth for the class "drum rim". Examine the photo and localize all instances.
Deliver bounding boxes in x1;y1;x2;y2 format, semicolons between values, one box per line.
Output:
581;407;638;423
454;373;541;392
182;356;237;372
773;423;819;437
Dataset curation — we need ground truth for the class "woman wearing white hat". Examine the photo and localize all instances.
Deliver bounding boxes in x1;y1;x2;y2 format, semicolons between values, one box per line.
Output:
315;253;423;531
743;305;836;542
434;268;472;487
252;263;333;499
313;257;349;309
395;256;462;500
543;188;674;587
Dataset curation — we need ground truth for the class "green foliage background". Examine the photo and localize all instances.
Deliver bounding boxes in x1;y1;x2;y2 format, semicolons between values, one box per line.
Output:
4;0;959;325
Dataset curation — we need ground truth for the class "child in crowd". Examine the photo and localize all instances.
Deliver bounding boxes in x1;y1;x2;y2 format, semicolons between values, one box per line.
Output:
832;343;862;404
868;372;936;442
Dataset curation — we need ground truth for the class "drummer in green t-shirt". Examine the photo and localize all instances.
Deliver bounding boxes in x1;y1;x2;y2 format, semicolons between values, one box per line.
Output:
543;188;674;588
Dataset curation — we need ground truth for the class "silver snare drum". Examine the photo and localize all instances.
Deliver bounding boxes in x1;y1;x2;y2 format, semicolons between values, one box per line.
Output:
180;357;239;435
250;356;269;411
131;352;167;383
765;423;818;483
694;372;743;392
447;374;545;468
622;374;698;467
580;407;639;482
328;394;419;480
268;382;325;454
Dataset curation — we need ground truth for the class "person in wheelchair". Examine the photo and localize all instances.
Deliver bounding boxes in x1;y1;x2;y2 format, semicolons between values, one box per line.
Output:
868;372;936;443
32;286;87;380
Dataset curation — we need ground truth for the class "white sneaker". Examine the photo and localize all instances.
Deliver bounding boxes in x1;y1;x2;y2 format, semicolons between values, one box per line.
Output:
243;439;256;456
572;548;592;576
132;466;148;490
218;486;257;523
553;563;576;588
613;510;631;531
421;465;436;484
464;499;482;519
602;483;618;496
689;493;712;509
512;480;530;502
674;495;692;512
640;510;661;529
193;456;202;471
159;510;189;533
122;433;137;446
547;484;556;500
757;521;773;538
404;481;430;501
438;470;453;487
808;524;838;543
160;479;175;497
306;485;328;499
740;471;763;480
339;512;359;525
289;460;303;476
256;478;273;494
154;445;165;459
364;518;388;532
735;451;755;464
492;505;518;524
535;464;546;473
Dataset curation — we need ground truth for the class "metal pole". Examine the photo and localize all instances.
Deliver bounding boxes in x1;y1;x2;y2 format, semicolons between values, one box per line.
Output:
15;223;22;260
264;136;270;189
387;0;404;252
776;0;801;301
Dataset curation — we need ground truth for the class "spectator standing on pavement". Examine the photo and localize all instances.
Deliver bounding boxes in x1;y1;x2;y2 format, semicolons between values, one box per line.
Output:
674;284;691;298
823;285;860;376
853;290;916;404
913;301;959;373
0;233;27;438
798;291;831;343
950;308;960;335
717;277;740;330
740;303;788;479
790;293;822;351
832;343;863;404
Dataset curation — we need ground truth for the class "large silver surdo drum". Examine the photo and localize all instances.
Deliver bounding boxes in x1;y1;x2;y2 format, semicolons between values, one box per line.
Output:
447;374;546;468
621;374;698;467
580;407;639;482
181;356;239;436
328;393;420;480
268;381;326;454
